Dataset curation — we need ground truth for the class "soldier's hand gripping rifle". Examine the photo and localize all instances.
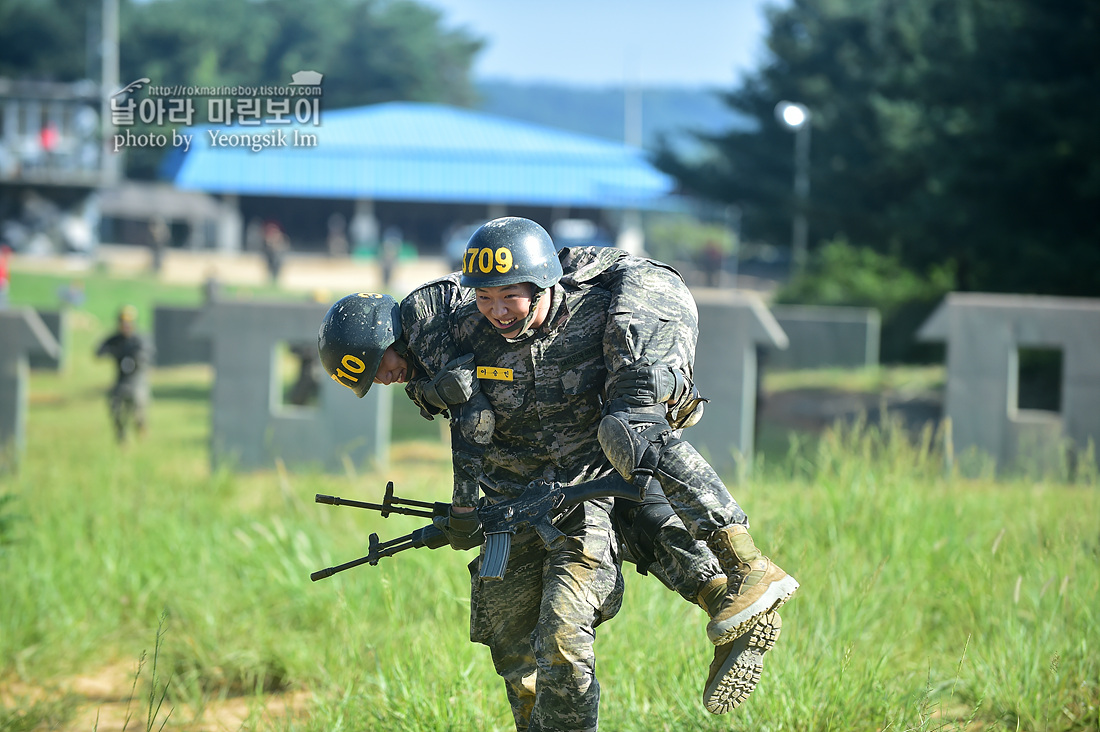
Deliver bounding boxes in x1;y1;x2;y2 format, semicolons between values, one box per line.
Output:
311;473;644;582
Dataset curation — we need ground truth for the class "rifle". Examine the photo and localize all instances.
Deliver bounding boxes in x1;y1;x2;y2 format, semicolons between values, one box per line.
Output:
311;474;643;583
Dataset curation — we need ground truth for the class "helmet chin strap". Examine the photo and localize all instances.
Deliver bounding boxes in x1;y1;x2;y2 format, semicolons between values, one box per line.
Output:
499;286;548;341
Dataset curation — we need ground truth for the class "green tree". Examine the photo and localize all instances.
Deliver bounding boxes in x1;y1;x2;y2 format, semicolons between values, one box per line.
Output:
657;0;1100;296
0;0;93;81
120;0;483;109
114;0;479;178
773;237;954;362
0;0;482;109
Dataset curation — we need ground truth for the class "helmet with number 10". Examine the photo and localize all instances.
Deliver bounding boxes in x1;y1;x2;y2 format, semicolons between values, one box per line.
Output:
459;217;563;289
317;292;401;398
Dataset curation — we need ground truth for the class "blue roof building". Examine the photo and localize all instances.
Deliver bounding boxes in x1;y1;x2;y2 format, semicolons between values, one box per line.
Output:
166;102;677;254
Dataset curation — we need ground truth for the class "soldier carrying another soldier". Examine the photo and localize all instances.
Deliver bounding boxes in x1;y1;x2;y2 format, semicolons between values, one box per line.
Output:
319;218;799;727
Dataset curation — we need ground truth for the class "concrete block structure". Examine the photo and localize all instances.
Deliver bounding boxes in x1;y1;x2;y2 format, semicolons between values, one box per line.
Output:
768;305;880;370
27;310;68;371
0;308;60;468
192;300;391;473
154;306;212;366
691;290;789;476
918;293;1100;473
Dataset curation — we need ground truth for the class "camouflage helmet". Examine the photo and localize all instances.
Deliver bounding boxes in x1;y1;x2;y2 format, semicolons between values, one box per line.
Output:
317;292;401;398
459;217;563;289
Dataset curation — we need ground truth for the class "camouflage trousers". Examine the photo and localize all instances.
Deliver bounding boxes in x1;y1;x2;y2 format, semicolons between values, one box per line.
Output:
616;497;726;603
602;262;748;539
656;439;748;538
108;384;148;442
469;500;623;732
628;515;723;604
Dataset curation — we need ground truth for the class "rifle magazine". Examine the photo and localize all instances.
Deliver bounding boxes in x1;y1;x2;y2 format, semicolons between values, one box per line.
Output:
479;532;512;580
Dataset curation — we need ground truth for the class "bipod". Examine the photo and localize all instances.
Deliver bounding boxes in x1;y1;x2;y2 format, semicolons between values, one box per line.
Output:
314;481;447;520
310;482;449;581
310;524;447;581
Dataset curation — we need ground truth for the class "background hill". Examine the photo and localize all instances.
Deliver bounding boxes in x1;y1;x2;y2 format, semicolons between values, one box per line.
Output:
475;79;752;156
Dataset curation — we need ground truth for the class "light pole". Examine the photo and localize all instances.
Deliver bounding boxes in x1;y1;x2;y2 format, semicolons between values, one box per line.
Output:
774;100;811;275
725;204;742;287
101;0;120;185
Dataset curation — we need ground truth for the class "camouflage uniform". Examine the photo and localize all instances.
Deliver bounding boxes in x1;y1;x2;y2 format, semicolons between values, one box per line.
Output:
95;329;154;442
399;266;722;605
582;247;750;538
351;237;790;721
397;258;724;730
399;272;486;506
452;278;620;732
567;249;796;714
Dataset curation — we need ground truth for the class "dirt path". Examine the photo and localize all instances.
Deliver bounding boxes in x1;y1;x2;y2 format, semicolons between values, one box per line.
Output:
11;245;451;299
2;662;311;731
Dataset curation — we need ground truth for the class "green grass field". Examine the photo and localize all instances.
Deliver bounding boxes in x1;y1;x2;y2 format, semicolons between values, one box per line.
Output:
1;270;1097;731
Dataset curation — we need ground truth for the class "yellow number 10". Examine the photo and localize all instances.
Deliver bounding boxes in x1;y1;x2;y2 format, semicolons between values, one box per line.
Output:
335;353;366;384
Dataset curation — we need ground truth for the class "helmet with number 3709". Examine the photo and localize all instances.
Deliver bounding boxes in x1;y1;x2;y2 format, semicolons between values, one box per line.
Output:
459;217;563;289
317;292;401;398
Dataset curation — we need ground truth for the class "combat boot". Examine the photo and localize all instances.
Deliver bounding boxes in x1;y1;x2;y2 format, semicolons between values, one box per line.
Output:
703;611;782;714
706;524;799;645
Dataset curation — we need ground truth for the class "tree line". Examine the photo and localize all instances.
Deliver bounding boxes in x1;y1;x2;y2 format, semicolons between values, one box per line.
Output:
4;0;1097;298
0;0;482;110
656;0;1100;297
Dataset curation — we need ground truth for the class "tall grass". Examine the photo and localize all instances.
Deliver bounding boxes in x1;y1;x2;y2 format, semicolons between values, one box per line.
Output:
1;275;1097;731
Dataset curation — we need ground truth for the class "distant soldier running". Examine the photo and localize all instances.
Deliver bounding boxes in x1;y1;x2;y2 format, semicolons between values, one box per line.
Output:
95;305;154;443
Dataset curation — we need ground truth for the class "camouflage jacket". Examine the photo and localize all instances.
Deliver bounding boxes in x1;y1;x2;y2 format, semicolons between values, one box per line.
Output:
398;271;470;411
399;247;699;506
95;332;154;391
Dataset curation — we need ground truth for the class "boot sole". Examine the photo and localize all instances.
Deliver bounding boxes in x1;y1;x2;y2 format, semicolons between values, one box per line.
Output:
707;574;799;645
703;611;783;714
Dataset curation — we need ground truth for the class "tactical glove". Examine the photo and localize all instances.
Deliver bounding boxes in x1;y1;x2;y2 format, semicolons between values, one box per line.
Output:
421;354;480;410
612;365;686;407
432;506;484;551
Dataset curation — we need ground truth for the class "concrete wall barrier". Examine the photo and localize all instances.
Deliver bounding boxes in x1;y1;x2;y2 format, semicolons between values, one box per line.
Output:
768;305;880;371
691;289;788;477
154;306;211;366
192;300;390;473
919;293;1100;475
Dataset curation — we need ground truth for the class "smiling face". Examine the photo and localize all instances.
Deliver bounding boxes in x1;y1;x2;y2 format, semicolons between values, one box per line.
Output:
373;345;410;385
475;282;551;336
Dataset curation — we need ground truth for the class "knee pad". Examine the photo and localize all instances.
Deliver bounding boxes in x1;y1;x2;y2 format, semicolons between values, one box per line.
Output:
598;413;645;481
613;485;678;574
598;411;680;483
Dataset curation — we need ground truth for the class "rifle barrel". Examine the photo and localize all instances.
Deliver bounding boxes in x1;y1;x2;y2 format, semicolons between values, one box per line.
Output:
310;554;376;581
314;493;435;519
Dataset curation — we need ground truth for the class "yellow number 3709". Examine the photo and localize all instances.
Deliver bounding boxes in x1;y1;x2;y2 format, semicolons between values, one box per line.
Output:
463;247;513;275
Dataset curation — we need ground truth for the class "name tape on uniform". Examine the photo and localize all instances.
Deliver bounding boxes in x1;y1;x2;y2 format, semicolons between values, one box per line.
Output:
477;366;513;381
